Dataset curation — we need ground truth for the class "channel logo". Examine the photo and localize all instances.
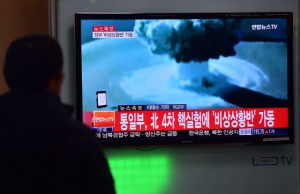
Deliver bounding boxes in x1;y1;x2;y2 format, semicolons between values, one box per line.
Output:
93;111;115;127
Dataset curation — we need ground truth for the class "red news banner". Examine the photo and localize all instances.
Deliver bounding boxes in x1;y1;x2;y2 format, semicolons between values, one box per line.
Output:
84;108;288;132
92;25;135;39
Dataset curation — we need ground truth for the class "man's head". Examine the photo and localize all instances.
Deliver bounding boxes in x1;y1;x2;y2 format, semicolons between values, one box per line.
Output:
3;34;64;94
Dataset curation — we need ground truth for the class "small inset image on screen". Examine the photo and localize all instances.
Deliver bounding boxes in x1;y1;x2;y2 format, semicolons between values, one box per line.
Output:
96;91;107;108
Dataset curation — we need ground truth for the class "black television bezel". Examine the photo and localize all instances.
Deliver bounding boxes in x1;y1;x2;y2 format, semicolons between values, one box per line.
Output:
74;12;294;147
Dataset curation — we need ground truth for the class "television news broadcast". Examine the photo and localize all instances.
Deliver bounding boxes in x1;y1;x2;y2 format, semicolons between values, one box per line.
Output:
75;12;294;146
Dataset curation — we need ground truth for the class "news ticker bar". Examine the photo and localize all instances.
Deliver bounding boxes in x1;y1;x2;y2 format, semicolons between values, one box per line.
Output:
82;107;288;132
91;129;289;139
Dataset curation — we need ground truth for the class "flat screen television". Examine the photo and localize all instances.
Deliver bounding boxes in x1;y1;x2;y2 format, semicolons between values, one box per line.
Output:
75;12;294;147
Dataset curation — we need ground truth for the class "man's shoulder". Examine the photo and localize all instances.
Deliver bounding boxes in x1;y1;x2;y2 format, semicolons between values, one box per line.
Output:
65;119;93;136
0;93;12;106
62;119;102;148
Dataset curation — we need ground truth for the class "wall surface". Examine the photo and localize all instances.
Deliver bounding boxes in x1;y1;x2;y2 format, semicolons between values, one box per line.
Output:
53;0;299;194
0;0;49;94
0;1;298;194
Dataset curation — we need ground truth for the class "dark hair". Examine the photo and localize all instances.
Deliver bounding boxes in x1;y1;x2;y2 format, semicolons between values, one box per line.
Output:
4;34;63;91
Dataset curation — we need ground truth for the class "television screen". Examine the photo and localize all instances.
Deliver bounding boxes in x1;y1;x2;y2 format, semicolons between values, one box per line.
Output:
75;12;294;147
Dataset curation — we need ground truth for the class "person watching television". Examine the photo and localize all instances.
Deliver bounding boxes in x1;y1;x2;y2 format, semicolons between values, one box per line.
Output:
0;34;116;194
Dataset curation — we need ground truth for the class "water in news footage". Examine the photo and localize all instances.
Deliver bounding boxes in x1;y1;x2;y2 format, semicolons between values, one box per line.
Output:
81;18;288;112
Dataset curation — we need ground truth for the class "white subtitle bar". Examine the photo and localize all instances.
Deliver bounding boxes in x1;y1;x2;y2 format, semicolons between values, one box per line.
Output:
93;31;135;38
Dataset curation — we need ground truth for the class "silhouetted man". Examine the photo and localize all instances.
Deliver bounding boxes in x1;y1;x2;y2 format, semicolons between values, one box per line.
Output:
0;34;116;194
